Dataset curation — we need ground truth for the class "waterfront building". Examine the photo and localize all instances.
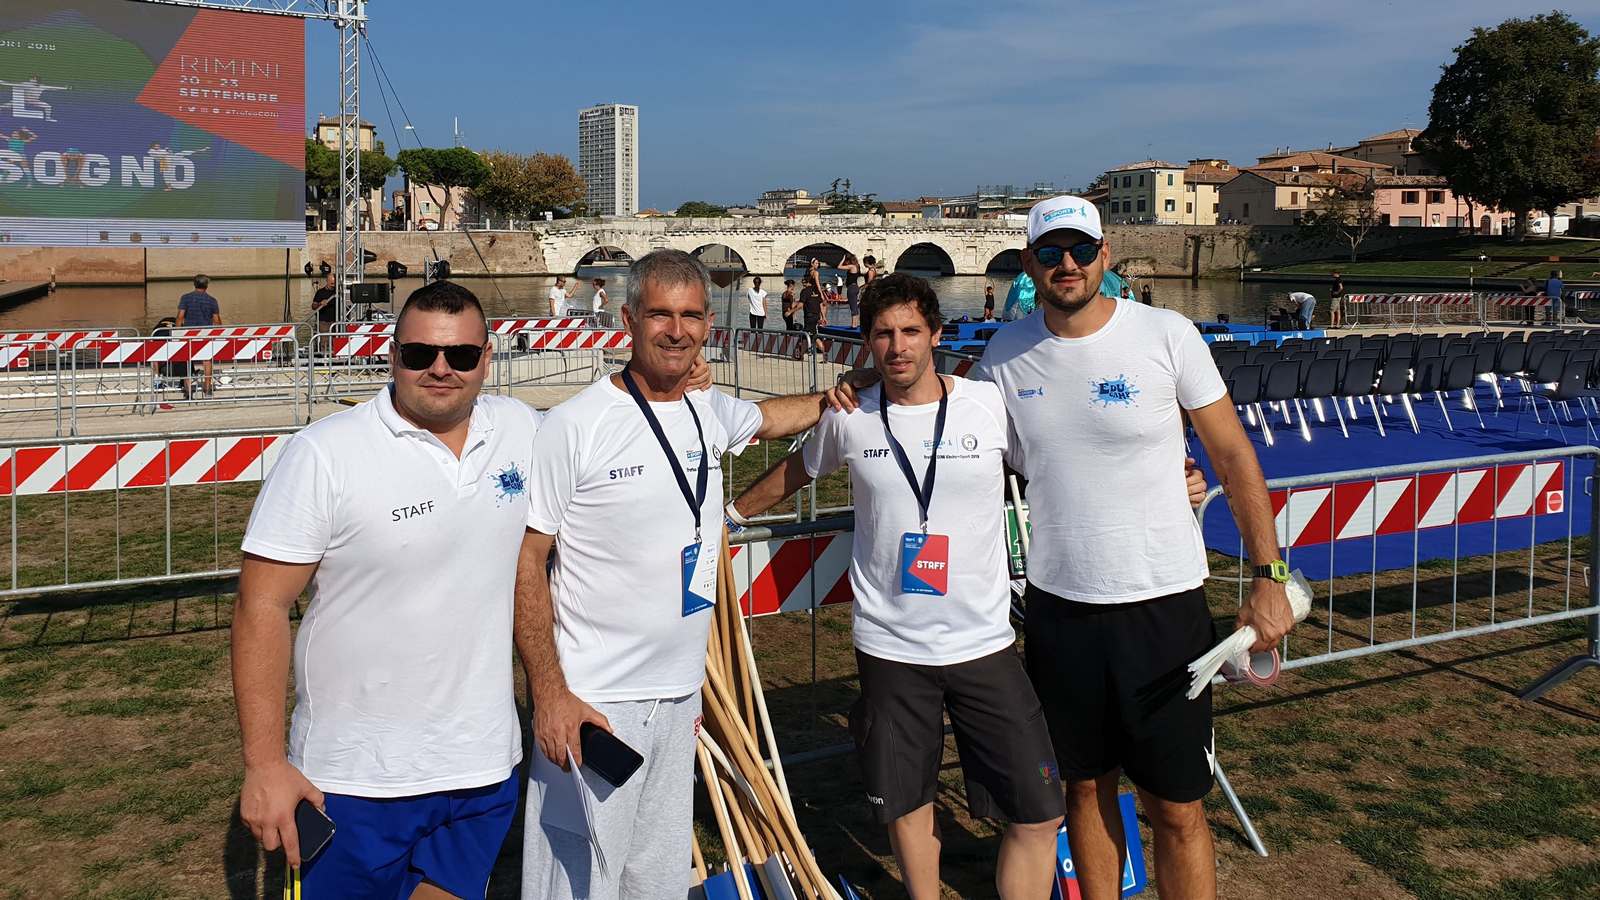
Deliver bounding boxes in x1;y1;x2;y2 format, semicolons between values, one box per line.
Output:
757;189;823;216
1182;159;1234;225
881;200;924;221
578;103;639;217
1103;160;1186;225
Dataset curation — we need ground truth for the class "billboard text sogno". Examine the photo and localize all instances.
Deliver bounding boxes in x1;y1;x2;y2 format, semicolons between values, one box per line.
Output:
0;0;305;248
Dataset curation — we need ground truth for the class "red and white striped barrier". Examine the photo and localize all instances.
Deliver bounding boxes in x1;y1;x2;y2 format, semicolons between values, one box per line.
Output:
935;352;976;377
731;532;854;616
739;331;807;359
823;341;872;369
0;331;125;370
1482;293;1551;307
334;318;591;336
0;330;124;349
1270;461;1564;548
94;336;289;364
521;329;632;351
1346;293;1475;305
0;435;285;496
167;324;297;340
492;317;590;334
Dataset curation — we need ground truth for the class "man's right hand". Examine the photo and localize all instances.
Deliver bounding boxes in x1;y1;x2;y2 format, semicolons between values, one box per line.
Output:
534;688;612;769
239;759;324;868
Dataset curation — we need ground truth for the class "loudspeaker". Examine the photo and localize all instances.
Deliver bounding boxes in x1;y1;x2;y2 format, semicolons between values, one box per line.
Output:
349;282;391;305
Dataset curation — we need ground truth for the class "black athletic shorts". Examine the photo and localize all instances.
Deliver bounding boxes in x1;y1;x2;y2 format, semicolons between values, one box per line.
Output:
1024;584;1218;803
849;647;1065;825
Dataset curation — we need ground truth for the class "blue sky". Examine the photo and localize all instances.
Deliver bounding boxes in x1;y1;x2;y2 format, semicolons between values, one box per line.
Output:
305;0;1600;210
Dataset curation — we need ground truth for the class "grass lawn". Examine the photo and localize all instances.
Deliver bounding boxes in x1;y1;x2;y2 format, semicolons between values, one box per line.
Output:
1264;236;1600;280
1268;260;1523;278
2;449;1599;897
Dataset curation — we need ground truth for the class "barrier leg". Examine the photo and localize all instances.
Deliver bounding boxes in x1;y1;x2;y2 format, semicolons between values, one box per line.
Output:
1213;758;1268;858
1521;470;1600;700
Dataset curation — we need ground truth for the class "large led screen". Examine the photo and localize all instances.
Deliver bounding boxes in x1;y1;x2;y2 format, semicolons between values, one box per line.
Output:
0;0;305;247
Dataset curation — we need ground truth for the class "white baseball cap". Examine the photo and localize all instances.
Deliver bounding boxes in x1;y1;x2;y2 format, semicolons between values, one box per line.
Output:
1027;195;1103;244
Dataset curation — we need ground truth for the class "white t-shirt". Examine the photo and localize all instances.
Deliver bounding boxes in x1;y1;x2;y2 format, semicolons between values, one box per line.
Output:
594;287;608;310
548;285;568;315
747;288;768;317
973;299;1227;604
803;377;1015;665
527;379;764;702
241;388;542;797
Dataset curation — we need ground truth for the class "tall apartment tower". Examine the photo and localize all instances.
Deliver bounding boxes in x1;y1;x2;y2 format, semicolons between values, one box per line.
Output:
577;103;639;217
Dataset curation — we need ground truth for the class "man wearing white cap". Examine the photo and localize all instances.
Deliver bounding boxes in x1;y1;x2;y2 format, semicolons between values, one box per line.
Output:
973;196;1293;900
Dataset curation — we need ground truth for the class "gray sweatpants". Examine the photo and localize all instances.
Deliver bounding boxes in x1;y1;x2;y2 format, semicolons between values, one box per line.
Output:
521;692;701;900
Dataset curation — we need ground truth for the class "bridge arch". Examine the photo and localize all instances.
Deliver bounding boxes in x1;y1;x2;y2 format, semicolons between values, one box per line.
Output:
575;245;634;268
893;242;957;275
984;248;1024;274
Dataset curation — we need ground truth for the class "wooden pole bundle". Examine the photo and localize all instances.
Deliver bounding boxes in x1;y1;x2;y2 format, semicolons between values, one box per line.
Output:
693;528;842;900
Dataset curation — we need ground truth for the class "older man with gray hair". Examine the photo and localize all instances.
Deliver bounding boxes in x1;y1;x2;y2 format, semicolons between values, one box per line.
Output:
515;249;850;899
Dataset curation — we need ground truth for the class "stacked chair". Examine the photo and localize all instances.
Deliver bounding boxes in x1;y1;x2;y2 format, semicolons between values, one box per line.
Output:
1209;328;1600;445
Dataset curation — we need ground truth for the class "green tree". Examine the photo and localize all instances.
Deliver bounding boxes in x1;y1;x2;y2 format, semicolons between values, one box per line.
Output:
396;147;491;227
359;147;396;227
822;194;879;215
1416;11;1600;238
473;150;587;220
1301;176;1383;262
675;201;729;217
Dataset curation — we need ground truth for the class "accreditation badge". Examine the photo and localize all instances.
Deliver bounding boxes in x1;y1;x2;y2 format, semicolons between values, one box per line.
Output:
899;532;950;596
681;541;717;616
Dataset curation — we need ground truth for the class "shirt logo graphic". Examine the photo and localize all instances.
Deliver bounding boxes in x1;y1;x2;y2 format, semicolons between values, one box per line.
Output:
1090;374;1139;407
490;464;528;505
1039;761;1059;784
960;433;979;452
1016;387;1045;400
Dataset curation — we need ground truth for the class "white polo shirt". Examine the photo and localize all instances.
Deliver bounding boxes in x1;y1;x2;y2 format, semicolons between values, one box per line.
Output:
527;379;764;702
802;376;1015;665
973;299;1227;604
241;387;541;797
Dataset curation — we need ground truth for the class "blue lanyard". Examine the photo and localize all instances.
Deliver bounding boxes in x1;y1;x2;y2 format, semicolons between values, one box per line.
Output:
878;378;948;532
621;366;708;542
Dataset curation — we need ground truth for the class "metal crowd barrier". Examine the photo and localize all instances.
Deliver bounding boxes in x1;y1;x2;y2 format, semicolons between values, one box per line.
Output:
0;341;64;435
1345;292;1554;329
502;327;630;388
65;333;304;433
0;426;297;600
1196;446;1599;690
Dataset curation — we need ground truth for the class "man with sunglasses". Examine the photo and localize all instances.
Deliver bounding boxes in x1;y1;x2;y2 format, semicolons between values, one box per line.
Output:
973;197;1292;900
515;249;852;900
234;280;537;898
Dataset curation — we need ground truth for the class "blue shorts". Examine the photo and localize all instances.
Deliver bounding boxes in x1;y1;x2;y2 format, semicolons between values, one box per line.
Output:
300;773;519;899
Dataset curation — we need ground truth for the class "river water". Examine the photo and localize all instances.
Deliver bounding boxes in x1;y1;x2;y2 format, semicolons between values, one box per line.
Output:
15;268;1330;334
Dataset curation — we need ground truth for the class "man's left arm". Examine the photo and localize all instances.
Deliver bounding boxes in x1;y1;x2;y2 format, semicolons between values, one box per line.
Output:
752;392;827;439
1187;397;1294;651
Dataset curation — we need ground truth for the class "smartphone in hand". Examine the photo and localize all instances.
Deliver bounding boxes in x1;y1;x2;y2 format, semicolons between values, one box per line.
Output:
293;799;336;862
579;723;644;788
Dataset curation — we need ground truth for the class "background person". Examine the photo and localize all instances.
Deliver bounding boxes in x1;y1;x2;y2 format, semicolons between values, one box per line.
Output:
746;275;768;329
1329;271;1345;329
782;279;799;330
514;249;861;900
983;284;996;320
1288;290;1316;330
311;273;338;329
233;281;539;897
840;253;863;328
1545;269;1564;324
548;276;577;316
592;278;611;325
176;274;222;398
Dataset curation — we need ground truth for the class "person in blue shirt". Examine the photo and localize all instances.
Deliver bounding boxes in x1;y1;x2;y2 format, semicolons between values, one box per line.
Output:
176;274;222;397
1545;270;1564;324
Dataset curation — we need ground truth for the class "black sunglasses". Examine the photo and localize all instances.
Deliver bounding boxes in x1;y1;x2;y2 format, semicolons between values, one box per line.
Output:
395;342;487;371
1032;242;1103;269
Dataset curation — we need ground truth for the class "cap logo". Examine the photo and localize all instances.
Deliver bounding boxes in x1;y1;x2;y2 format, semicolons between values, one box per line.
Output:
1042;205;1088;223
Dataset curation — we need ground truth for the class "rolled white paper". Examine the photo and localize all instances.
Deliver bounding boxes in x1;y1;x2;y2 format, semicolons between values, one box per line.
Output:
1186;570;1313;699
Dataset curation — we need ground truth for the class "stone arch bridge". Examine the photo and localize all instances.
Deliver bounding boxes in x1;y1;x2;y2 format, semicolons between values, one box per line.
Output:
537;217;1028;275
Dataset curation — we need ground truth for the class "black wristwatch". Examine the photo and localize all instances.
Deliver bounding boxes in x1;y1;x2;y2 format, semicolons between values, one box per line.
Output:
1252;560;1290;583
